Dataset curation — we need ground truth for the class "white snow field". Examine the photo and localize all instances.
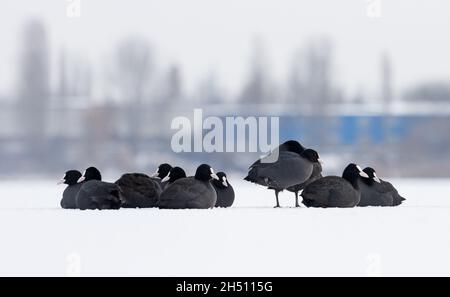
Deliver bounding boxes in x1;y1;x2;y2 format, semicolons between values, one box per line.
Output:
0;178;450;277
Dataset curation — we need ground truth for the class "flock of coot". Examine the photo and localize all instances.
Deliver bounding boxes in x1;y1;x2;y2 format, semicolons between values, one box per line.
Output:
59;164;234;210
245;140;405;208
59;139;405;210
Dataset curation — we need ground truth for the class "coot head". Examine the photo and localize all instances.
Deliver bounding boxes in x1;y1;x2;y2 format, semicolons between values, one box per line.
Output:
78;167;102;183
195;164;220;181
162;167;187;183
152;163;173;179
58;170;82;186
301;149;322;164
279;140;305;155
212;172;230;189
362;167;382;185
342;163;369;188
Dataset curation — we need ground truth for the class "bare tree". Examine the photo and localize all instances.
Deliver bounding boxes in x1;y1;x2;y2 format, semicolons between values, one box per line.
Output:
112;38;153;103
17;19;50;156
110;37;154;153
286;49;308;103
240;39;274;104
164;64;183;102
380;52;393;107
197;71;224;103
304;38;334;108
58;48;92;103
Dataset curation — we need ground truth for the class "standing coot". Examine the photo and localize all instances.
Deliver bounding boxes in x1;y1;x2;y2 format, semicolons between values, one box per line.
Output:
58;170;83;209
301;164;369;208
159;164;219;209
212;172;235;208
244;140;320;208
115;173;162;208
287;151;323;207
358;167;406;207
76;167;123;210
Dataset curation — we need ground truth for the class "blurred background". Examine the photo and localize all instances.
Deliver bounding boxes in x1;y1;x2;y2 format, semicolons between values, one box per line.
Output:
1;0;450;178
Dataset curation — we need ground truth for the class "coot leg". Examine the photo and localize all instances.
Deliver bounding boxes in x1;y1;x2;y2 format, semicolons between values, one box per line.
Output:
274;190;281;208
295;191;300;208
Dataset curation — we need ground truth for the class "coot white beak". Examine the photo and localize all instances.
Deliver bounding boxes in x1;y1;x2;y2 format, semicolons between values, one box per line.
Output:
210;168;219;180
77;176;86;183
318;158;324;165
161;174;170;183
222;177;229;187
151;171;159;178
373;174;381;183
359;171;369;178
57;179;65;185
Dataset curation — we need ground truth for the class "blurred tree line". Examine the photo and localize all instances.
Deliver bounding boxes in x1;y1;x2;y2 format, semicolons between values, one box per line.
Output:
2;19;450;177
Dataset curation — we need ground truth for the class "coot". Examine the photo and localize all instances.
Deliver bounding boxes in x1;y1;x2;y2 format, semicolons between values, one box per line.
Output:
115;173;162;208
358;167;406;207
59;170;83;209
301;164;369;208
212;172;235;208
76;167;123;210
159;164;219;209
245;140;319;207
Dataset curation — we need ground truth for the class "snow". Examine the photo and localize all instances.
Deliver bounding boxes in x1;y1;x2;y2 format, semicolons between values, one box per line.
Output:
0;178;450;276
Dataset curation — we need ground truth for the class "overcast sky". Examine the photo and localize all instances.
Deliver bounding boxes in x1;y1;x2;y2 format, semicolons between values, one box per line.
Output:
1;0;450;99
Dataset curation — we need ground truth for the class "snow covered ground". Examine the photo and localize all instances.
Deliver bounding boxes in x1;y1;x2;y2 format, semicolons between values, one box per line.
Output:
0;177;450;276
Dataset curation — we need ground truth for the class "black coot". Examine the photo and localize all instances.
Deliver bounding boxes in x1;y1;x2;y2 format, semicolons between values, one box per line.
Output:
301;164;369;208
161;167;187;189
159;164;219;209
76;167;123;210
212;172;235;208
151;163;173;188
244;140;319;208
358;167;406;207
58;170;83;209
115;173;162;208
287;150;323;207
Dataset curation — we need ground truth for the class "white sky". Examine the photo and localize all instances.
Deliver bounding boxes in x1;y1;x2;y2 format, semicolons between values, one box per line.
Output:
1;0;450;99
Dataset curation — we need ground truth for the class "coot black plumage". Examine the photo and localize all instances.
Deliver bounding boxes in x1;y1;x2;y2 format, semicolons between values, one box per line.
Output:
212;172;235;208
159;164;219;209
76;167;123;210
58;170;83;209
115;173;162;208
244;140;319;208
151;163;173;188
301;164;369;208
161;167;187;189
358;167;406;207
287;150;323;207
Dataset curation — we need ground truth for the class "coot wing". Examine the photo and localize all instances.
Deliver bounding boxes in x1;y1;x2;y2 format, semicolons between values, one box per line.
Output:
160;178;216;209
77;181;123;210
116;173;161;208
257;151;313;189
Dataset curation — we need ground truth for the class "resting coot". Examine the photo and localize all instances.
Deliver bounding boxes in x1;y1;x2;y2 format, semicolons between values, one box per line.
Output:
358;167;406;207
59;170;83;209
76;167;123;210
159;164;219;209
151;163;173;189
301;164;369;208
161;167;187;189
115;173;162;208
212;172;235;208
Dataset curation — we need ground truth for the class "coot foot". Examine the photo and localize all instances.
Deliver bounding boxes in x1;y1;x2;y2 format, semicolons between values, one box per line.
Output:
274;190;281;208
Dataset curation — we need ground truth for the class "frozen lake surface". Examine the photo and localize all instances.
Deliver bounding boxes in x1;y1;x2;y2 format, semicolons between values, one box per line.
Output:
0;178;449;276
